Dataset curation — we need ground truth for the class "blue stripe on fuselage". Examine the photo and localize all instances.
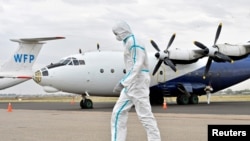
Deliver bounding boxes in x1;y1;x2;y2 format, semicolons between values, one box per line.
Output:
151;55;250;96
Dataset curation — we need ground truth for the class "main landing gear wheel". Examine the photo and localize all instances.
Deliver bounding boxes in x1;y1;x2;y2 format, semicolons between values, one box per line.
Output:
176;95;189;105
189;94;199;104
80;99;93;109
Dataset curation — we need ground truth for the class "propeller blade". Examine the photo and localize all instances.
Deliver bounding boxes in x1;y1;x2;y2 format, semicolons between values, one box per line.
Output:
150;40;160;52
203;57;213;79
214;23;222;45
214;52;232;62
164;58;177;72
152;60;163;76
165;33;176;51
193;41;208;50
151;33;177;74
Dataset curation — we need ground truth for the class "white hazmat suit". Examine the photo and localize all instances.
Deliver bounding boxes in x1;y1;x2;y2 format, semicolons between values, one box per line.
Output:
111;21;161;141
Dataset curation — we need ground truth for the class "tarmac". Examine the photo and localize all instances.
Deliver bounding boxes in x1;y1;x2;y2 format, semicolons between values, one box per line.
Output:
0;101;250;141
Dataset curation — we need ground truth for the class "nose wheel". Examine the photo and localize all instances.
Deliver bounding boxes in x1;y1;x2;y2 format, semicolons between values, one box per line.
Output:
80;98;93;109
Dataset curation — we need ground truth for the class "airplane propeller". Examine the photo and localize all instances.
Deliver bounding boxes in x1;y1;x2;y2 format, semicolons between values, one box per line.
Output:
193;23;233;79
150;33;177;76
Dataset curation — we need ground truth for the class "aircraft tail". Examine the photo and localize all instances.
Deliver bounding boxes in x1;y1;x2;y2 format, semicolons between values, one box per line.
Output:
0;37;65;73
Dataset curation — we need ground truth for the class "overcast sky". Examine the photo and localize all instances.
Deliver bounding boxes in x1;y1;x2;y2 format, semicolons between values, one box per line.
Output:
1;0;250;94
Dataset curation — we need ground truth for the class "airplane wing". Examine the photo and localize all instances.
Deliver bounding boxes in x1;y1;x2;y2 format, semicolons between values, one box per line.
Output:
0;75;32;79
10;37;65;43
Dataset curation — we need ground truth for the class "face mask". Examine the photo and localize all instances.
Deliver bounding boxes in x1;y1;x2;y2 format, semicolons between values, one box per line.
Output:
116;35;123;41
113;31;123;41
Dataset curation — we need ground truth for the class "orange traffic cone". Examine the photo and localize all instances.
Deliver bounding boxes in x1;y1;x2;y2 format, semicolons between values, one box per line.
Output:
7;103;12;112
70;97;75;105
163;100;167;109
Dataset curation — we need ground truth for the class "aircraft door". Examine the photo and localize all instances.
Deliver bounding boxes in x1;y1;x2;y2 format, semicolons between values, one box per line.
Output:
155;66;167;83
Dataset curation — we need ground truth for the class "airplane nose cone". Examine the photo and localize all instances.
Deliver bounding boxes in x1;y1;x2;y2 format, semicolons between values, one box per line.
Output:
33;70;42;83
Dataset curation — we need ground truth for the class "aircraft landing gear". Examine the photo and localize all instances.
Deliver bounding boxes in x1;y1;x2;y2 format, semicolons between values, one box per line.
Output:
80;99;93;109
80;94;93;109
176;94;199;105
176;95;189;105
189;94;199;104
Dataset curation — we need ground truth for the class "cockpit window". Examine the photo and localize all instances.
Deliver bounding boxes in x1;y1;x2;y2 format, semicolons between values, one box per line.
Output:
42;70;49;76
47;57;85;69
79;60;85;65
68;61;73;65
73;59;79;65
61;59;71;65
40;67;49;76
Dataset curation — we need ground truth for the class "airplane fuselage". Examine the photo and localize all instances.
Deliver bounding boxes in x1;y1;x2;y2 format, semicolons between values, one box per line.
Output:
31;23;250;108
33;50;250;98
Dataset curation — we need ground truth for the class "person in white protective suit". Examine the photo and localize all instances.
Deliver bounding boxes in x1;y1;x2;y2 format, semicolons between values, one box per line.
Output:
111;21;161;141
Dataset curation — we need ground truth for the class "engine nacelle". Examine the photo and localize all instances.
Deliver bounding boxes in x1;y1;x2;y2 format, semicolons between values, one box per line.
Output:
217;43;249;57
169;48;203;61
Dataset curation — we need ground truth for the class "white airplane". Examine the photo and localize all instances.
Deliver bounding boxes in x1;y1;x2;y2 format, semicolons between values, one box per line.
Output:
0;37;65;90
32;23;250;109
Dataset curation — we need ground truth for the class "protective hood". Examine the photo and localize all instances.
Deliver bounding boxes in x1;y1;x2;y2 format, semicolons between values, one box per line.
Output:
112;21;133;41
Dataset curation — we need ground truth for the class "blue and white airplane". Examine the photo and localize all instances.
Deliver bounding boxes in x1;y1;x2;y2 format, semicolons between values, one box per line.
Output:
0;37;65;90
32;23;250;109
